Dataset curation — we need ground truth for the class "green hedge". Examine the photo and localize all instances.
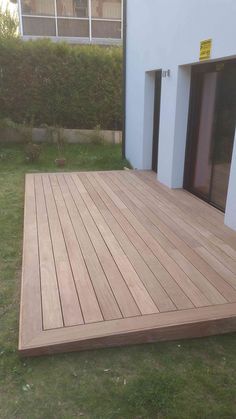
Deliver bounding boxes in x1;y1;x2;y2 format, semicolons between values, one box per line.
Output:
0;38;123;130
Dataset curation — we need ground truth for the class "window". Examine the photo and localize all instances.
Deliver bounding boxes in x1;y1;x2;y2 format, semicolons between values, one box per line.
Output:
23;17;56;36
91;0;121;19
57;0;89;18
20;0;122;40
22;0;55;16
92;20;121;38
58;19;89;37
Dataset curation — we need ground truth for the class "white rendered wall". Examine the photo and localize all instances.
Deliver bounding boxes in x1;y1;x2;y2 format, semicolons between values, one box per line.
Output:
125;0;236;230
225;133;236;231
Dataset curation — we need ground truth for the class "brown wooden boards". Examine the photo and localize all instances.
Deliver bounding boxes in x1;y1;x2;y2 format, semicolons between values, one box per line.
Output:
19;171;236;356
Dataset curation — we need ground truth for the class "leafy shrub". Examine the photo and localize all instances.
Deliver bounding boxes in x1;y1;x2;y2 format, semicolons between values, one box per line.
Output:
25;143;41;163
0;117;18;129
0;38;122;130
0;6;18;40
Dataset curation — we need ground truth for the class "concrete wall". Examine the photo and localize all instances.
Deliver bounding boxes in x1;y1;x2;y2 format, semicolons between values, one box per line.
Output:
0;128;122;145
125;0;236;230
225;132;236;231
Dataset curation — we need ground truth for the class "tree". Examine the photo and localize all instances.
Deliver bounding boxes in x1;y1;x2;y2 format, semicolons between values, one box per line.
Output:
0;6;18;39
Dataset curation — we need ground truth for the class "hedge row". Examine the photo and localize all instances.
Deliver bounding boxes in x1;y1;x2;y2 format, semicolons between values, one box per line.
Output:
0;38;123;130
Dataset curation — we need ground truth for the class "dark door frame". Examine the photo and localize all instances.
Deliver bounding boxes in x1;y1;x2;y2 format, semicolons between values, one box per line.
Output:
152;70;162;172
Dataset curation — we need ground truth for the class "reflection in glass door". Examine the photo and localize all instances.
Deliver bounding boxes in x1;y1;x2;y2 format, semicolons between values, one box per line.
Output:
184;60;236;212
192;71;218;198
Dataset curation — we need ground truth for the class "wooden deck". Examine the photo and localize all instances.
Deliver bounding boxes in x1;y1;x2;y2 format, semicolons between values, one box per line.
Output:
19;171;236;356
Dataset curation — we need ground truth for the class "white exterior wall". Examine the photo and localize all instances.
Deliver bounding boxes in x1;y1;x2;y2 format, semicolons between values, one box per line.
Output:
125;0;236;230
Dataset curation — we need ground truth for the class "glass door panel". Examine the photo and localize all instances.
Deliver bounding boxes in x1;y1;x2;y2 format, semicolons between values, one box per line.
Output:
210;65;236;210
192;72;218;199
185;60;236;212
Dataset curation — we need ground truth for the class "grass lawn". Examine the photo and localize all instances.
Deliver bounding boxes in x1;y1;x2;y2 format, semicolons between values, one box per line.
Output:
0;143;236;419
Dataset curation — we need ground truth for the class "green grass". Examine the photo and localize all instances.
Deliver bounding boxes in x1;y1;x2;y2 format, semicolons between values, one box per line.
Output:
1;143;236;419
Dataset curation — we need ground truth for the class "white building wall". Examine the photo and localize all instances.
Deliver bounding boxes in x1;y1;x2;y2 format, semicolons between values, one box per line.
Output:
125;0;236;230
225;134;236;231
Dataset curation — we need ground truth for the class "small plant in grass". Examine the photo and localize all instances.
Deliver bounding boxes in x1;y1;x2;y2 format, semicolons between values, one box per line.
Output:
90;125;105;145
25;142;41;163
54;127;67;167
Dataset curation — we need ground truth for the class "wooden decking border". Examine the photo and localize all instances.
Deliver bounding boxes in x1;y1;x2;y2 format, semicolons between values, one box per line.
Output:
19;171;236;357
20;303;236;356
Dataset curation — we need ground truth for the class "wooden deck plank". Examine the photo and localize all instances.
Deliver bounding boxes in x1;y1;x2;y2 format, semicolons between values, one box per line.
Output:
124;172;236;268
19;175;42;348
104;173;213;307
90;172;194;310
42;175;84;327
124;173;236;281
82;172;177;312
119;173;235;301
142;171;236;246
107;177;236;303
131;176;236;282
34;176;63;330
196;246;236;290
140;171;226;225
19;171;236;356
116;173;232;303
63;173;141;319
21;302;236;356
60;174;123;320
138;171;236;251
72;173;159;315
112;172;236;302
64;174;141;319
49;174;103;324
34;301;236;344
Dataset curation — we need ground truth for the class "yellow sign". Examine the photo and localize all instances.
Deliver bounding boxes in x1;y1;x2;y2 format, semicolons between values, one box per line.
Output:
199;39;212;61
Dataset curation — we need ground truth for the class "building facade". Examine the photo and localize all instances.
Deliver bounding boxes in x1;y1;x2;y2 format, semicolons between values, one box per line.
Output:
124;0;236;231
14;0;122;44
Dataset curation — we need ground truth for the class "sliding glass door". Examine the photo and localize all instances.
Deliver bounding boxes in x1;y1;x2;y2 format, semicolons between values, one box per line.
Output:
184;60;236;211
